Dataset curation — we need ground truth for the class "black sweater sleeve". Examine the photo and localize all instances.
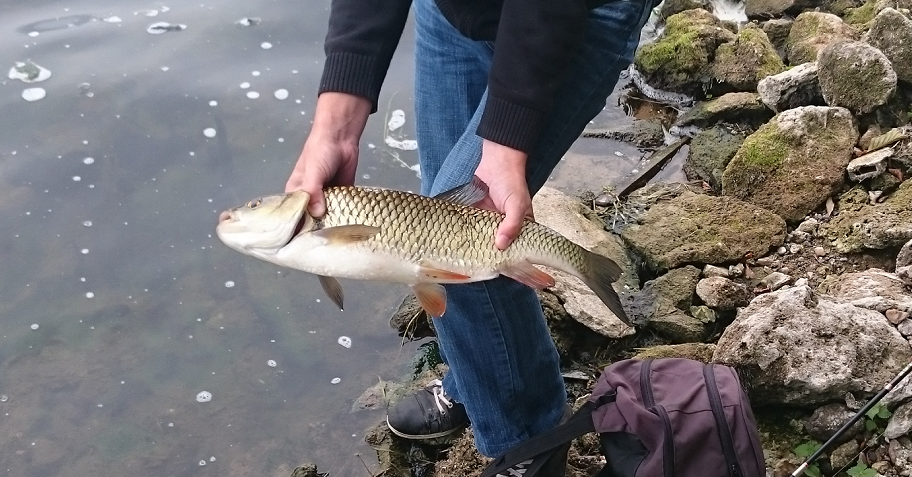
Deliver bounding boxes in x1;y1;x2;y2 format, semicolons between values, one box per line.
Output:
319;0;590;153
476;0;589;152
318;0;412;113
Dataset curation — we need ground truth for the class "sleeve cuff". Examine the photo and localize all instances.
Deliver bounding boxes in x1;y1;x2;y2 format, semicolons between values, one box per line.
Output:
318;52;385;113
476;96;549;153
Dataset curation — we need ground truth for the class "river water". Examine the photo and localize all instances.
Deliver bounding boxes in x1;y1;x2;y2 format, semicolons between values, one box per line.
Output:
0;1;665;476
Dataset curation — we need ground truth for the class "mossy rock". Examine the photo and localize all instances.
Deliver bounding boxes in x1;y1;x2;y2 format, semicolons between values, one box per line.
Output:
632;343;717;361
676;92;773;130
620;190;786;271
822;180;912;253
660;0;712;19
746;0;812;19
817;40;897;114
634;8;737;97
864;8;912;84
721;106;858;222
786;12;860;65
711;24;787;92
844;0;879;24
762;18;794;59
684;125;748;191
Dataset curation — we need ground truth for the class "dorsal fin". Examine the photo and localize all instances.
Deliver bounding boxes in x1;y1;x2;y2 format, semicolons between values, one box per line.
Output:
433;176;489;206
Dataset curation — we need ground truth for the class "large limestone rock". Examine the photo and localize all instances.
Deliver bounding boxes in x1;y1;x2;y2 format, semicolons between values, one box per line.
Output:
533;187;636;338
787;12;860;65
683;125;747;192
711;24;787;92
822;181;912;253
899;239;912;268
818;268;912;313
620;189;786;271
817;40;897;114
864;8;912;84
721;106;858;222
757;62;826;112
713;286;912;405
634;9;736;97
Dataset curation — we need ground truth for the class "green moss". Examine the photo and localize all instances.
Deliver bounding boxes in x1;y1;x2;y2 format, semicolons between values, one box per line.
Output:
844;0;877;25
739;126;791;169
635;9;719;74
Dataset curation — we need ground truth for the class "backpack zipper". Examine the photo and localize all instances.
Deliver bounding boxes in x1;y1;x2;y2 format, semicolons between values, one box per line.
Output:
641;360;675;477
703;364;743;477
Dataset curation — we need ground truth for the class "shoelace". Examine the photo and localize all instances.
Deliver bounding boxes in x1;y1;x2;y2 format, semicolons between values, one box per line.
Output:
428;379;454;414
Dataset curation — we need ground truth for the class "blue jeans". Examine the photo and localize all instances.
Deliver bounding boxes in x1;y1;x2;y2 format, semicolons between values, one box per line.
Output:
413;0;655;457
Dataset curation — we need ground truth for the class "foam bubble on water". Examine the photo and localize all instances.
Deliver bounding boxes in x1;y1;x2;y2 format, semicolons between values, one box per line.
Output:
246;91;260;99
260;42;273;50
235;17;261;27
160;6;170;12
337;336;352;348
240;82;250;89
135;9;159;17
252;70;261;77
83;220;92;227
161;66;169;72
196;391;212;403
210;457;216;462
387;109;405;131
203;128;216;138
267;360;277;368
224;280;235;288
274;89;288;100
331;377;341;384
21;88;46;102
28;31;39;37
72;176;82;182
209;100;217;106
86;292;94;298
0;395;8;402
147;22;186;34
83;157;94;164
384;137;418;151
103;16;122;23
81;248;89;254
9;60;52;83
30;324;39;330
199;460;206;466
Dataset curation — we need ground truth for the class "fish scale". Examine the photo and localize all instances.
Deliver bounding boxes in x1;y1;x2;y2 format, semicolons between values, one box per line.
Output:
321;186;585;275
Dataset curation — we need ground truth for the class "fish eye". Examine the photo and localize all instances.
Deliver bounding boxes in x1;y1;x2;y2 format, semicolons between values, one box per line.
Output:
246;199;261;209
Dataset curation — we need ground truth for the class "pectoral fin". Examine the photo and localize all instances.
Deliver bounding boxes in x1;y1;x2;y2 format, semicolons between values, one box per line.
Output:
411;283;447;318
500;260;555;290
318;275;344;311
313;224;380;245
432;176;489;206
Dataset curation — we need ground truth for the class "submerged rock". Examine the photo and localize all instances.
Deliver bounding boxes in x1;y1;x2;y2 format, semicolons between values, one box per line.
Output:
711;24;786;92
786;12;859;65
757;62;826;112
634;8;736;97
817;40;897;114
713;286;912;405
864;8;912;84
620;189;786;271
721;106;857;222
822;180;912;253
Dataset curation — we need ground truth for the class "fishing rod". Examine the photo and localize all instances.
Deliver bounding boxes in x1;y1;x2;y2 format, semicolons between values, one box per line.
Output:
792;360;912;477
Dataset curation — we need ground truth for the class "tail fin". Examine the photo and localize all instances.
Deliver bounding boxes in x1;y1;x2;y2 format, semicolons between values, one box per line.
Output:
579;250;631;326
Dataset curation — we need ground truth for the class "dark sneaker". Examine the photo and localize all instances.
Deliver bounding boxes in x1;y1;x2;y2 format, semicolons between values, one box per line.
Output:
386;379;469;439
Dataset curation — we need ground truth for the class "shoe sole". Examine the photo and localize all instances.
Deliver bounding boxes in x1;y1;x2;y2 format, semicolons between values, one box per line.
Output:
386;417;465;440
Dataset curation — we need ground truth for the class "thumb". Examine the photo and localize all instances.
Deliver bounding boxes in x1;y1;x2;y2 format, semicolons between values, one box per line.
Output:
495;205;525;250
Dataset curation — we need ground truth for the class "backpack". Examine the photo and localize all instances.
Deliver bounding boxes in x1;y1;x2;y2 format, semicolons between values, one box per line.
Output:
481;358;766;477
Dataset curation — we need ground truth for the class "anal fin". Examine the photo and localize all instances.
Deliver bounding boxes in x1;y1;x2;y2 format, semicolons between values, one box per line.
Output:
500;260;555;290
411;283;447;318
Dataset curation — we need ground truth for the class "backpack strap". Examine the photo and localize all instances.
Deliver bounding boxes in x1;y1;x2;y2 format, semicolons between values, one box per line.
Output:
481;395;615;477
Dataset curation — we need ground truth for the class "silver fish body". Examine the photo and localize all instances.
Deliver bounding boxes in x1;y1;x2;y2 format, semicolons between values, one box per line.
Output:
217;180;628;323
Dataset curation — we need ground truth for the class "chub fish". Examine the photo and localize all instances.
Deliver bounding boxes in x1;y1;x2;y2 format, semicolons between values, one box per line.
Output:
216;178;629;324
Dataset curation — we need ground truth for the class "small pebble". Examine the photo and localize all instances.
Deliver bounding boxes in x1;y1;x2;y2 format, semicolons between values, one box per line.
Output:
762;272;792;291
887;309;910;325
702;265;730;278
594;193;614;207
728;263;745;278
756;256;776;267
777;246;787;256
789;244;803;254
814;246;827;257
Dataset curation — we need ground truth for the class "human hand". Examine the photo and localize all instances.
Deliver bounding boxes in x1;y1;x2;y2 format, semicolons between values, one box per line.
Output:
474;140;532;250
285;92;371;217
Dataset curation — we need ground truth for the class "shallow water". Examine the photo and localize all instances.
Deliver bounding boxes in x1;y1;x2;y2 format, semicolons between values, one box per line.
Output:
0;1;663;476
